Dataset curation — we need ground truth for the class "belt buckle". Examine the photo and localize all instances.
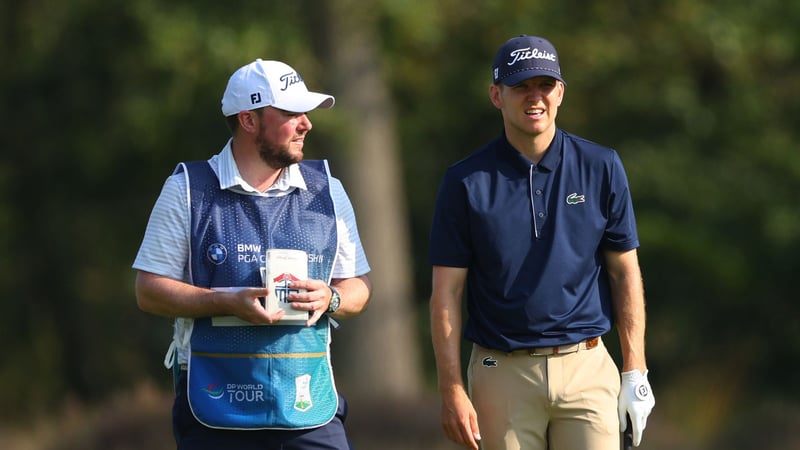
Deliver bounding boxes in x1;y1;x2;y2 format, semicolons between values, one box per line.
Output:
527;338;599;357
528;346;555;356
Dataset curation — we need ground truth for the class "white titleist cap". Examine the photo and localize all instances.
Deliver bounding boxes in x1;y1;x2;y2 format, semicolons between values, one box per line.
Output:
221;59;335;116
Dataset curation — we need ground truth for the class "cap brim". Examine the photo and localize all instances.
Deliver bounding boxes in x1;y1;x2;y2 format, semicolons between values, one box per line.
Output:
502;70;566;86
274;92;335;113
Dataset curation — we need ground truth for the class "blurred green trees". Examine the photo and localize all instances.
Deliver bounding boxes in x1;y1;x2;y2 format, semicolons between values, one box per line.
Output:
1;0;798;448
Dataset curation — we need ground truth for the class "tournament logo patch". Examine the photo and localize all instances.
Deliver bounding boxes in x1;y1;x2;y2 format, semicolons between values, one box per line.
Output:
294;374;313;412
207;243;227;265
202;383;225;400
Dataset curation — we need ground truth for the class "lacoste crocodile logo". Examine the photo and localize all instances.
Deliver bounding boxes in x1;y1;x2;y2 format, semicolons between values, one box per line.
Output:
482;356;498;368
566;193;585;205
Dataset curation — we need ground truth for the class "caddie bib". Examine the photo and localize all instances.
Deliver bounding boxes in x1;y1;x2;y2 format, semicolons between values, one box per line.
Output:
178;160;338;430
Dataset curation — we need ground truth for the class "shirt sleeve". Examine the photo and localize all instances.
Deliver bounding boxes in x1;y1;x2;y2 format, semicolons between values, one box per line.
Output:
602;152;640;251
429;170;472;267
329;177;371;278
132;173;191;281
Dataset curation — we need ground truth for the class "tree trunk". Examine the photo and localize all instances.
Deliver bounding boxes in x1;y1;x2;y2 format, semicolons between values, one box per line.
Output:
319;0;424;403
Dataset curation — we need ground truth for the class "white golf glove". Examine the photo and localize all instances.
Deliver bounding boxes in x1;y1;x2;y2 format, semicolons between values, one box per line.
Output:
618;369;655;446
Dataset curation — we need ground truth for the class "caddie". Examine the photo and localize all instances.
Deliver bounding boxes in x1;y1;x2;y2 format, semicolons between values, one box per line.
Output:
133;58;372;450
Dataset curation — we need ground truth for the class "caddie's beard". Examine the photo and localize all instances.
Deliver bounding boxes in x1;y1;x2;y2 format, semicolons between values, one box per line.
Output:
255;135;301;170
257;142;298;169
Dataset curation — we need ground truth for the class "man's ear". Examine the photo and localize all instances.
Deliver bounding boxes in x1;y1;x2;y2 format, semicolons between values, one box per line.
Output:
238;110;258;133
488;83;503;109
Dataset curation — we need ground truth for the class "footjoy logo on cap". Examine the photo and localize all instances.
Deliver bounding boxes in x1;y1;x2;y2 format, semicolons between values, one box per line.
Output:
221;59;335;116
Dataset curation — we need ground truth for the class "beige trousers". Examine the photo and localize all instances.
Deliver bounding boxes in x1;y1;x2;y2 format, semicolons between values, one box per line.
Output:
468;338;620;450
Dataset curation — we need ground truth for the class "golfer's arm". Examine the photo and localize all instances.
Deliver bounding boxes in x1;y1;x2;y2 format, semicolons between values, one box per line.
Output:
605;248;648;372
430;265;469;393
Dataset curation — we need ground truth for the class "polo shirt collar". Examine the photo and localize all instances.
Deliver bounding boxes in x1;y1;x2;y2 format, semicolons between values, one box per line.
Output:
217;139;307;194
536;129;563;172
498;129;564;173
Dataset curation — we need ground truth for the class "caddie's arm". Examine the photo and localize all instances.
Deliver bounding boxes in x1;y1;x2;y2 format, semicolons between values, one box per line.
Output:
135;270;281;324
286;274;372;326
328;275;372;318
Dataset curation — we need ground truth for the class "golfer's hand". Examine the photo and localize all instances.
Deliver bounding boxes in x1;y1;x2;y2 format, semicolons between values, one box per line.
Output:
618;369;655;446
440;385;481;450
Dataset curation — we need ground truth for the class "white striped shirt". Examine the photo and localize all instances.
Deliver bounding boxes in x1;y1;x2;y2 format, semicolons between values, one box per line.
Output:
133;140;370;282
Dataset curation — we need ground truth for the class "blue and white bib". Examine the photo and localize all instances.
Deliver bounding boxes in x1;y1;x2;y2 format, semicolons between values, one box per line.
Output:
178;160;339;430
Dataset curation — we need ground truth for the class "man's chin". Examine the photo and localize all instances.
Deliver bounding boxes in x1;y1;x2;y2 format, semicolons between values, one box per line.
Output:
258;144;304;168
288;149;304;164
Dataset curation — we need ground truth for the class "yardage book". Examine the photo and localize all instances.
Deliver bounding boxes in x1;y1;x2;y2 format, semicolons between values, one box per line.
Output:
211;249;310;326
262;249;310;324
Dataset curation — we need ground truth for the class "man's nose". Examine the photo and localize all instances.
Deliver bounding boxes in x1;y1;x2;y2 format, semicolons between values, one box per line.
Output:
298;114;312;130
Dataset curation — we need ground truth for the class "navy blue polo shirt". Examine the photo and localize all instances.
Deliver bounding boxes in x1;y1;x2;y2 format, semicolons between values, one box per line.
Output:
429;129;639;352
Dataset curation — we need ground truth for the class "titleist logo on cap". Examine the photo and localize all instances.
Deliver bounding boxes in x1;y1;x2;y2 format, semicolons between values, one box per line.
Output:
279;72;304;91
507;47;557;66
220;59;335;116
492;35;566;86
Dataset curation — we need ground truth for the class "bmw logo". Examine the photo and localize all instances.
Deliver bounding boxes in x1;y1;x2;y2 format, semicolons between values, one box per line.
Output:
207;243;227;265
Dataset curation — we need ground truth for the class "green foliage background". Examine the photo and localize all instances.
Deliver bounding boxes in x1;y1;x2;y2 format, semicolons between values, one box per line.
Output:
1;0;798;448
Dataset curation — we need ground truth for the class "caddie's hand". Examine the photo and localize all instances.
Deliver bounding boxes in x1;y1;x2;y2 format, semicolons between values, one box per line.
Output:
618;369;655;446
285;279;329;327
231;287;285;324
